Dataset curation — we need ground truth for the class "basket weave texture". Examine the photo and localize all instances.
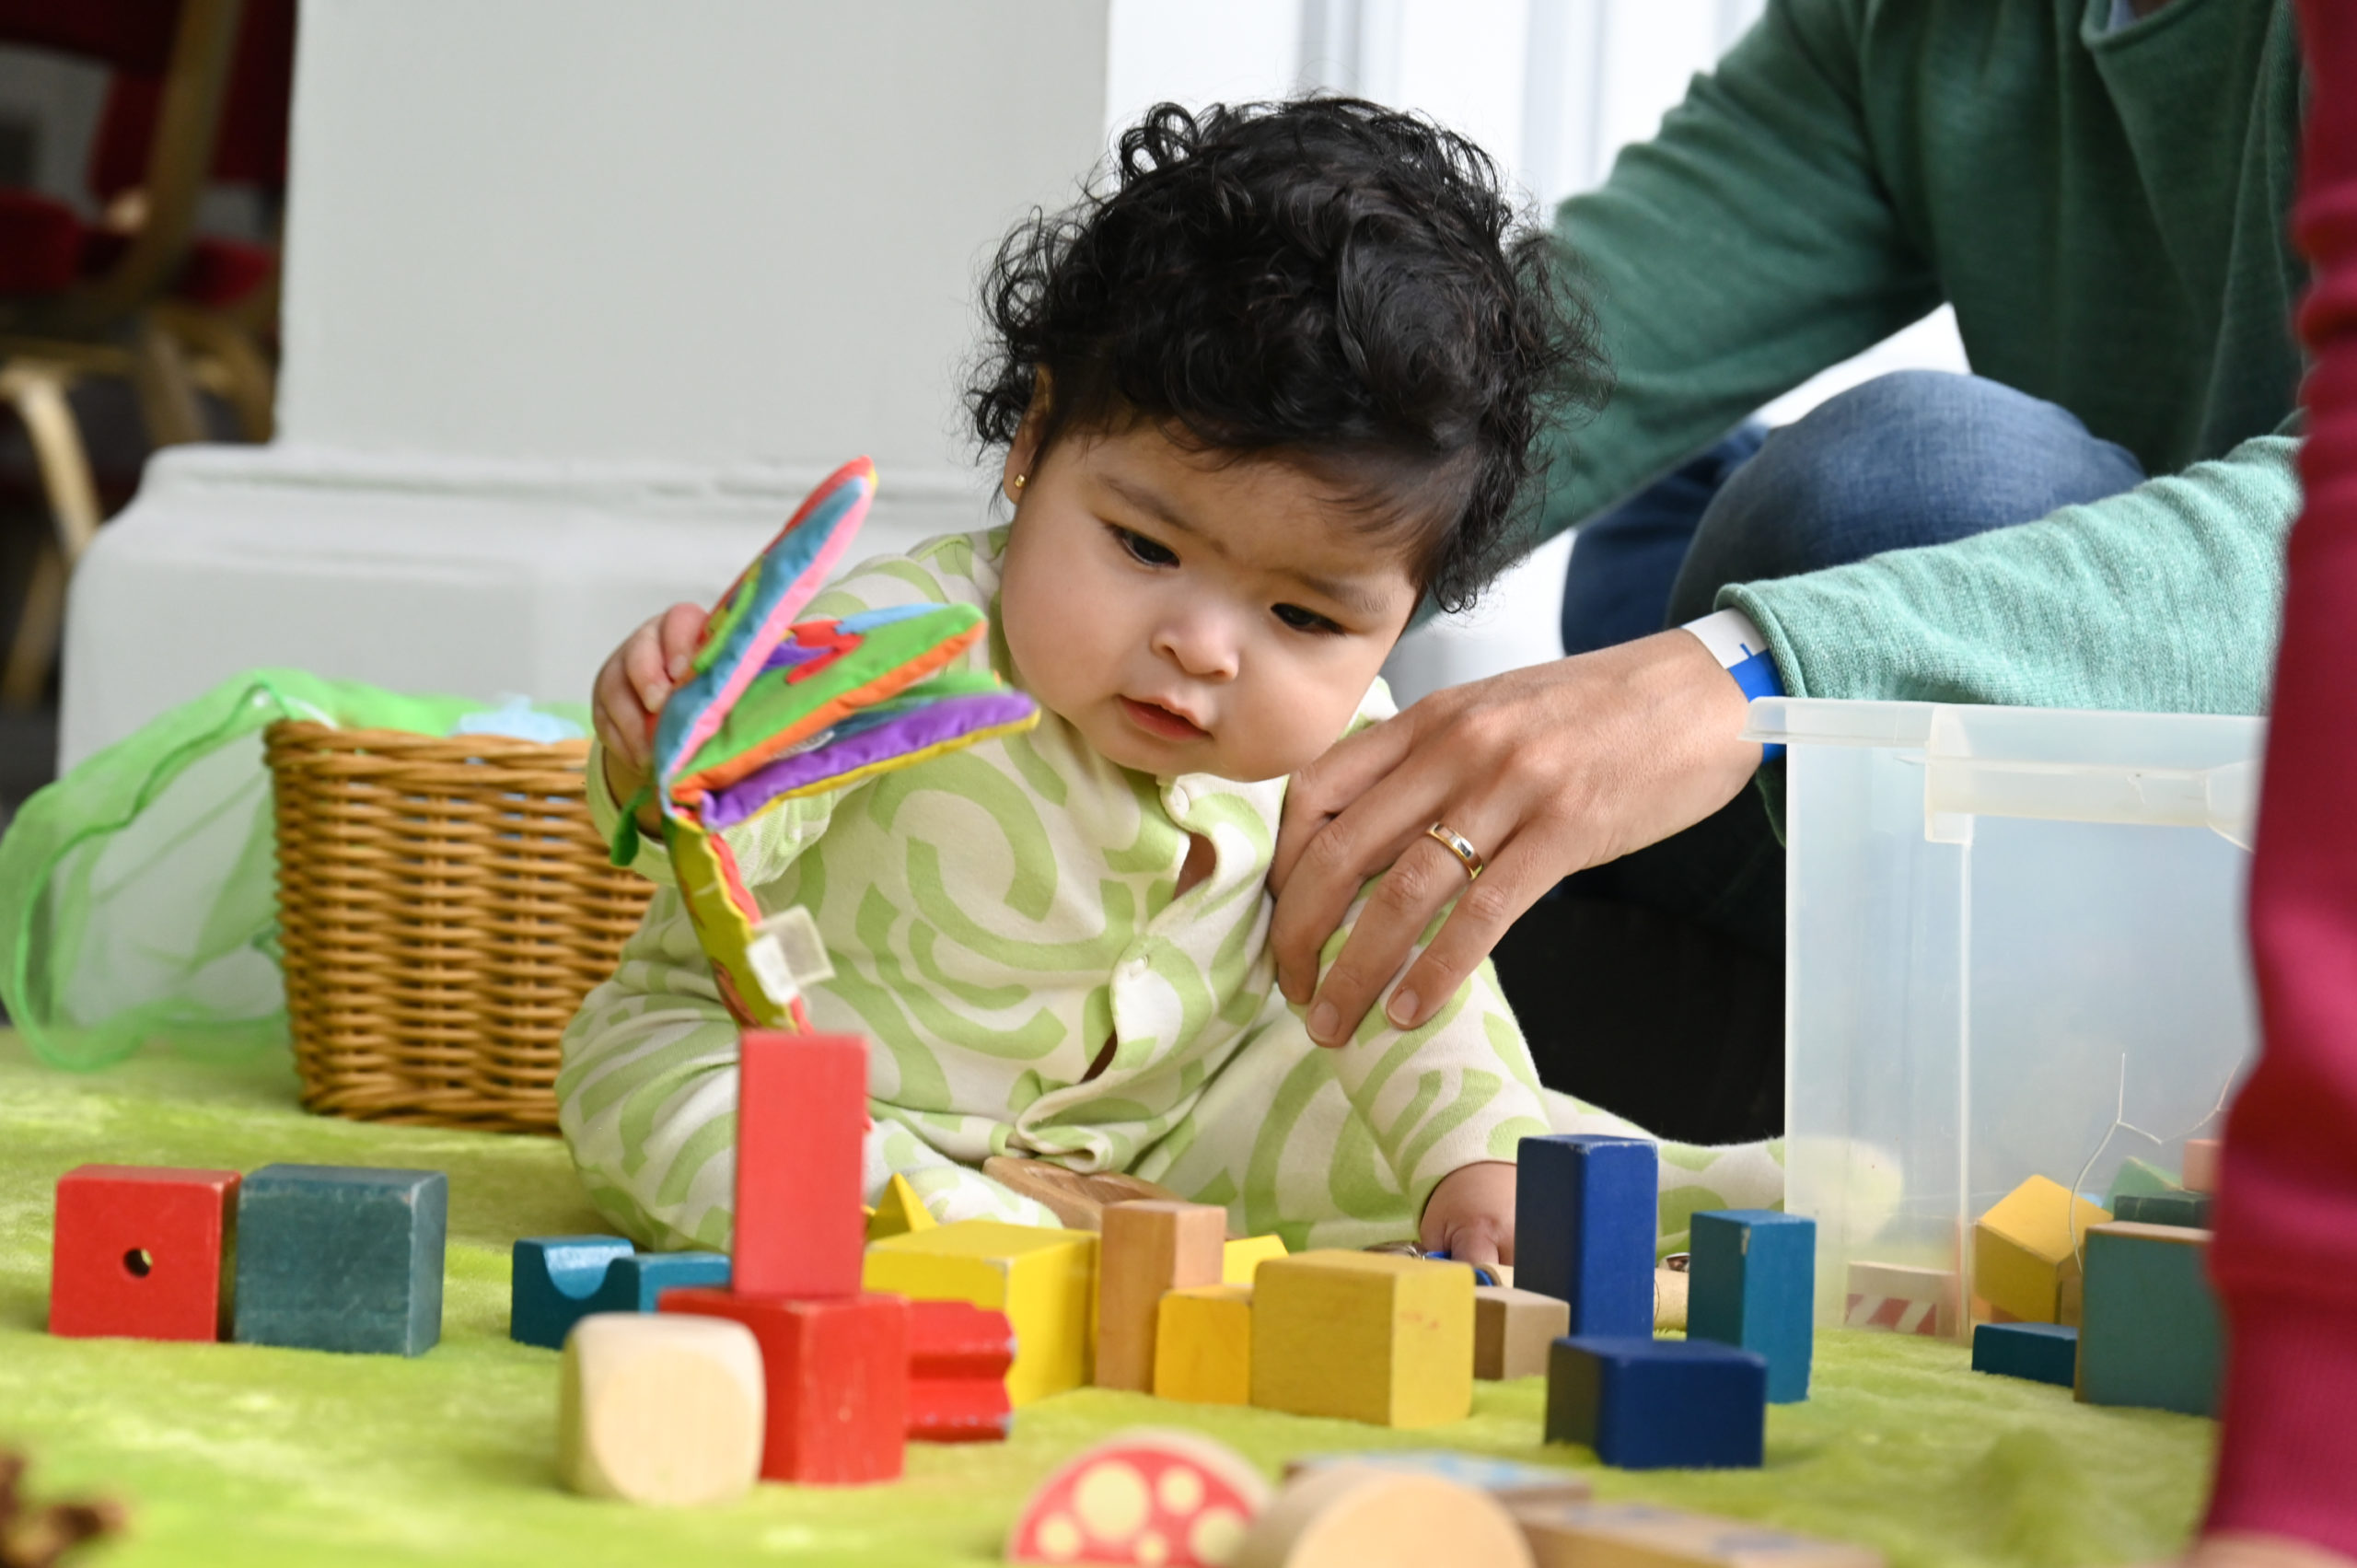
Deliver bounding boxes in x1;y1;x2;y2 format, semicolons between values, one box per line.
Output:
267;721;653;1134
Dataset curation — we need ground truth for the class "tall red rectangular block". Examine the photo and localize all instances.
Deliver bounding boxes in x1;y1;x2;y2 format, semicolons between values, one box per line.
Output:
663;1287;909;1483
50;1165;241;1342
734;1031;867;1297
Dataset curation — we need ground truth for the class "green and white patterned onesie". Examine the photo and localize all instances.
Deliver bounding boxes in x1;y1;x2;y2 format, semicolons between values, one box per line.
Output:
558;529;1783;1254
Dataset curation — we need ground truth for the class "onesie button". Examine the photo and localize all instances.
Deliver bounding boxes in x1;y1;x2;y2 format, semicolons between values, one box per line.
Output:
1166;784;1191;816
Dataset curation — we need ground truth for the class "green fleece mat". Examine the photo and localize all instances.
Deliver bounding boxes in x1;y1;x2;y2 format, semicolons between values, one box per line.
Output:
0;1030;2213;1567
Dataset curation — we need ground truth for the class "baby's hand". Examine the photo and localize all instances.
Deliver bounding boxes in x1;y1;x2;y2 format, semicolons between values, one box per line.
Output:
592;602;706;814
1420;1159;1515;1267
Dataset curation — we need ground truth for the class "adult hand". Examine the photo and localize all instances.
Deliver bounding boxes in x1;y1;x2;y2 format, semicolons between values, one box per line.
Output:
590;601;706;814
1270;628;1762;1045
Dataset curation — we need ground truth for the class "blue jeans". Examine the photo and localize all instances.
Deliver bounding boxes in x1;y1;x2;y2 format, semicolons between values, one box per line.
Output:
1504;371;2147;1141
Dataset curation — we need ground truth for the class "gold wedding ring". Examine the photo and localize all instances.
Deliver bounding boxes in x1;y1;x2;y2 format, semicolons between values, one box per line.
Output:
1424;821;1485;881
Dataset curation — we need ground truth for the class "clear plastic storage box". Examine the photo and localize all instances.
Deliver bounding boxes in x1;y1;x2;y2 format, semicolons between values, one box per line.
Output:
1751;699;2263;1334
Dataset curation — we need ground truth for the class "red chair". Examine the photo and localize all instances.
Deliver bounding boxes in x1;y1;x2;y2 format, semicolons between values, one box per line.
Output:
0;0;293;705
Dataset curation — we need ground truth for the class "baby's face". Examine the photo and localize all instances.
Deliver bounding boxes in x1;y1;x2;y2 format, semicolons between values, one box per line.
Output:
997;424;1420;783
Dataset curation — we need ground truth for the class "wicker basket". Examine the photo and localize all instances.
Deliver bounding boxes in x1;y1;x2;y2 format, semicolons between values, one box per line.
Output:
266;720;654;1134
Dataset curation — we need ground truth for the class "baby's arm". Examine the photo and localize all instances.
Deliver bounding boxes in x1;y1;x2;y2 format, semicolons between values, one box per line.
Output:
1314;896;1551;1265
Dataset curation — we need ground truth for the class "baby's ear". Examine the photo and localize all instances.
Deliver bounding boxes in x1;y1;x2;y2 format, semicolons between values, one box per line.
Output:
1001;375;1053;503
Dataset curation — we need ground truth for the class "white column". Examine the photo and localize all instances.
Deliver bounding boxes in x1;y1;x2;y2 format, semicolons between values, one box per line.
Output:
62;0;1108;764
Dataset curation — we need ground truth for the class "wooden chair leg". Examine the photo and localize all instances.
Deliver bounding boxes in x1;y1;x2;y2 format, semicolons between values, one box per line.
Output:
159;303;274;441
130;315;206;447
2;540;66;709
0;362;108;708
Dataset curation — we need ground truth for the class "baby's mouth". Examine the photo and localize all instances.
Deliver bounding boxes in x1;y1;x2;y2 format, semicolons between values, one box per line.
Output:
1120;696;1209;741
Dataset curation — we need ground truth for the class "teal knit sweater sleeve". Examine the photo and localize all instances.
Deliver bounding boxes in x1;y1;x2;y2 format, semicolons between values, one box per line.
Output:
1538;0;1943;528
1725;426;2298;712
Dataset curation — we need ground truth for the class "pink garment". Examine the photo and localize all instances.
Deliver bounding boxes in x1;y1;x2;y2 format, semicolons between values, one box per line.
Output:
2206;0;2357;1554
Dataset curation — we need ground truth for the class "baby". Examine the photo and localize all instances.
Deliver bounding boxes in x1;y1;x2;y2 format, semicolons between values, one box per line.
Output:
559;99;1775;1262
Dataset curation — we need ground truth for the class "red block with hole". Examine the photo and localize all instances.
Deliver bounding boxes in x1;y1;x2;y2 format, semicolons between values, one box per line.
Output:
50;1165;241;1341
662;1286;909;1483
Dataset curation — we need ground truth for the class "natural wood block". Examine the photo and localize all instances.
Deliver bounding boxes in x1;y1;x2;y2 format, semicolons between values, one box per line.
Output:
1283;1451;1589;1506
1235;1466;1532;1568
1841;1262;1957;1339
1249;1250;1474;1428
981;1156;1189;1231
49;1165;240;1343
1155;1284;1253;1405
1971;1176;2108;1324
232;1164;446;1356
1223;1235;1287;1286
867;1172;935;1241
1097;1202;1225;1391
1007;1429;1271;1567
863;1220;1097;1404
559;1312;763;1505
660;1287;908;1483
2181;1138;2222;1194
1654;1268;1689;1332
1514;1500;1883;1568
735;1031;866;1297
1476;1285;1569;1380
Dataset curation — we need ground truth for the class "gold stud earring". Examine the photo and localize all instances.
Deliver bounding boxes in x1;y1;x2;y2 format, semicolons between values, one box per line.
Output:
1011;473;1028;494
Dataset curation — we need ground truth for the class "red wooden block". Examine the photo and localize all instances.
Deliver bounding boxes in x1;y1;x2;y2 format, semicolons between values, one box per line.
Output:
50;1165;241;1342
734;1031;867;1297
662;1286;908;1483
908;1297;1014;1443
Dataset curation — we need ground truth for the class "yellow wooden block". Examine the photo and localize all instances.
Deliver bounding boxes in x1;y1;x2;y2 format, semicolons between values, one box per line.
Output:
1249;1250;1474;1428
863;1220;1097;1405
1155;1283;1254;1405
865;1173;935;1241
1972;1175;2110;1324
1224;1234;1288;1286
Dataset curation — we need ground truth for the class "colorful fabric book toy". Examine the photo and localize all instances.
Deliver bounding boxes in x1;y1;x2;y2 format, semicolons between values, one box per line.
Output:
617;456;1039;1028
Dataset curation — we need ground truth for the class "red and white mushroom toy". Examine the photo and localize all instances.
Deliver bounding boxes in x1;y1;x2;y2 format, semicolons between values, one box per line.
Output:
1005;1429;1271;1566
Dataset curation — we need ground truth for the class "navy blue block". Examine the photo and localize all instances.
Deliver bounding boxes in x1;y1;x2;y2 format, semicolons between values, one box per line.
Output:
1515;1134;1656;1336
1545;1335;1767;1469
1687;1210;1815;1403
1971;1321;2079;1387
509;1238;733;1348
234;1165;447;1356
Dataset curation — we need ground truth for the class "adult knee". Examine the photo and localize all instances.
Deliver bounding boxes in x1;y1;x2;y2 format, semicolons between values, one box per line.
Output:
1663;371;2145;623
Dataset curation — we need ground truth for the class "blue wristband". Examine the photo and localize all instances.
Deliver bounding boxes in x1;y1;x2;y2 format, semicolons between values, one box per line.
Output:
1681;608;1783;761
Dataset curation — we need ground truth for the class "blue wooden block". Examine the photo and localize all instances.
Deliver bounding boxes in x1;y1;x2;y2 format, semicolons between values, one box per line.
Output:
233;1165;447;1356
1971;1321;2079;1387
1687;1210;1815;1403
1515;1134;1656;1336
1545;1335;1767;1469
2078;1221;2221;1416
2113;1191;2212;1229
613;1250;731;1309
510;1239;733;1348
509;1236;633;1349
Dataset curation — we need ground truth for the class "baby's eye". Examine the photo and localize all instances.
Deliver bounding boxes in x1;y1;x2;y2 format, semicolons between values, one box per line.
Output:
1113;527;1179;567
1272;603;1341;635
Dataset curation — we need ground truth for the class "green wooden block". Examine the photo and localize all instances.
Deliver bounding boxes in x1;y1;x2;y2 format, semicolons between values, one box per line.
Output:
2077;1222;2220;1416
2104;1157;2181;1209
234;1165;447;1356
2113;1191;2212;1229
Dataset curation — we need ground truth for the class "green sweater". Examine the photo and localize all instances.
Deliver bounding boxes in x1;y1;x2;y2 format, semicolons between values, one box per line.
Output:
1540;0;2305;712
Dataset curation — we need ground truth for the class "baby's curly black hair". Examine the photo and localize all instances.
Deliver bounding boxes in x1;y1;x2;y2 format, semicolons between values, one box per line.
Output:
967;97;1608;613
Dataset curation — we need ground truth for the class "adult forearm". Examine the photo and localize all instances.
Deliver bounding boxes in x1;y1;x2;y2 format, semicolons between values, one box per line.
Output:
1724;435;2298;714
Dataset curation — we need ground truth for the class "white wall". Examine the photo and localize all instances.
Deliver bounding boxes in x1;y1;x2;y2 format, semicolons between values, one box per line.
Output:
64;1;1109;763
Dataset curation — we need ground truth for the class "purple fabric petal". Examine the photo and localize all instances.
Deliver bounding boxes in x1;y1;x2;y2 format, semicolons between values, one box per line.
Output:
700;691;1037;828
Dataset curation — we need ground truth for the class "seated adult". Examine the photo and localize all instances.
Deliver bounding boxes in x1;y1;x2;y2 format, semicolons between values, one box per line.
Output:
1270;0;2303;1143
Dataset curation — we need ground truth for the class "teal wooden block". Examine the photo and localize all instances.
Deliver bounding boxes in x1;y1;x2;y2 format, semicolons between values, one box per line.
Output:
1687;1210;1814;1402
2105;1156;2181;1209
511;1239;733;1349
1971;1321;2078;1386
234;1165;447;1356
2078;1221;2221;1416
2114;1191;2212;1229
